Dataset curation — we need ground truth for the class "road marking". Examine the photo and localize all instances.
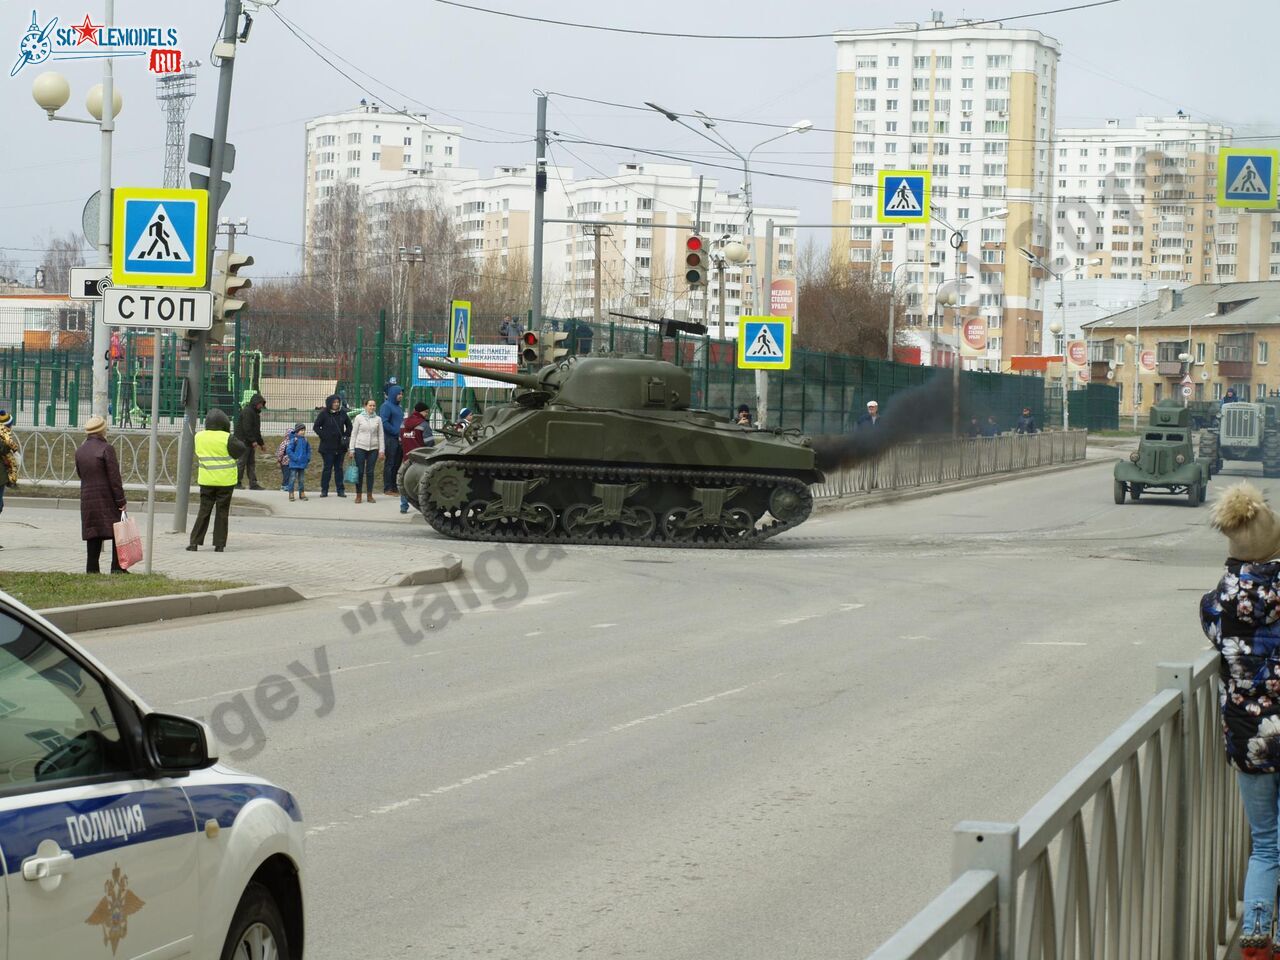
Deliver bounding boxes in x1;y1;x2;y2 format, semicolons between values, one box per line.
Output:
777;616;814;625
168;654;438;706
1023;641;1087;647
305;682;756;837
840;603;866;611
591;622;617;629
524;630;543;638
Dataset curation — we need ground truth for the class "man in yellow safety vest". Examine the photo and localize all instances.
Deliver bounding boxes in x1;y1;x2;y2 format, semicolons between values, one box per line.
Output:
187;408;247;552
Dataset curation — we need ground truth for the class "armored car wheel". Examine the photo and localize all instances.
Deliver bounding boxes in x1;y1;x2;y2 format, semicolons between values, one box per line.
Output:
220;883;289;960
1130;483;1144;501
1199;483;1208;504
1187;482;1201;507
1113;479;1126;505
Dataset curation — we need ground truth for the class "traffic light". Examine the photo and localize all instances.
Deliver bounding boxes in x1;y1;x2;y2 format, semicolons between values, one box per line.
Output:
685;234;710;287
542;331;569;364
207;251;253;343
520;330;540;365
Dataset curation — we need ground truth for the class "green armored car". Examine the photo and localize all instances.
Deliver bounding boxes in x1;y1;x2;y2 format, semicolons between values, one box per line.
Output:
1114;403;1209;506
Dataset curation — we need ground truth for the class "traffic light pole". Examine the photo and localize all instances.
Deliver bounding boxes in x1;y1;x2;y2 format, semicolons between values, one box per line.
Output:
173;0;241;532
531;93;547;332
756;219;774;429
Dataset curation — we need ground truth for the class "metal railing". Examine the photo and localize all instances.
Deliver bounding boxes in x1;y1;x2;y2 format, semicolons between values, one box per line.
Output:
813;431;1087;500
12;429;192;488
866;651;1246;960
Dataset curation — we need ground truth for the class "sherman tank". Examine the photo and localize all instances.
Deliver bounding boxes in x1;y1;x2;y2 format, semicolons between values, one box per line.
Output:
399;353;823;547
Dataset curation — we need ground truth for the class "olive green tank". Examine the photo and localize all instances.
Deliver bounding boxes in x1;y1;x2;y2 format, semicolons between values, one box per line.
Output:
399;354;823;547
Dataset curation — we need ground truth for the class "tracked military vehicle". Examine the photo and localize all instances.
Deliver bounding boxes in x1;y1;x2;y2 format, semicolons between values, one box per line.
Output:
399;353;823;548
1199;397;1280;477
1114;403;1209;506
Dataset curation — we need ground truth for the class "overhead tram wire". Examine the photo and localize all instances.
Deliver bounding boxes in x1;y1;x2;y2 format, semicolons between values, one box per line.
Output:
430;0;1120;41
267;7;531;145
546;92;1280;149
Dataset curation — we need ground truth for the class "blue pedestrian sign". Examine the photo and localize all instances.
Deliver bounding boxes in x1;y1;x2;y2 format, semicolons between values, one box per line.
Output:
449;299;471;359
737;317;792;370
877;169;931;224
112;187;208;288
1218;149;1279;209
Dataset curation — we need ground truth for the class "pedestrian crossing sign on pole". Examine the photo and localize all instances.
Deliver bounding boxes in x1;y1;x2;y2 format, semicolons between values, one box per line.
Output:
449;300;471;359
112;187;208;288
877;169;931;224
737;317;792;370
1217;149;1278;209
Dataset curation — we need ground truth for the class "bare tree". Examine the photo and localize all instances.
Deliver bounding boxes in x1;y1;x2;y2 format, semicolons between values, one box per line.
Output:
794;241;903;358
37;231;86;293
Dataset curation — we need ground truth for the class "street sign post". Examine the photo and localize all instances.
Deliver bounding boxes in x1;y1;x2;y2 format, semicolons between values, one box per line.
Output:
1217;148;1279;209
112;187;209;288
737;317;792;370
102;288;213;331
877;170;931;224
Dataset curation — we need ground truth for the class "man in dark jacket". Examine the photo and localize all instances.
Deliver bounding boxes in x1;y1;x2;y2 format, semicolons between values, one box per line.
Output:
234;392;267;489
856;400;880;428
380;385;405;495
75;416;128;573
1015;407;1038;434
981;415;1000;437
398;401;433;513
313;393;353;497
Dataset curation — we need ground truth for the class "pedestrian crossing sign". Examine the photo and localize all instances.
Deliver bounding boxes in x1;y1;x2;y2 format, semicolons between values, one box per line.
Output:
112;187;208;288
1218;149;1278;209
737;317;792;370
449;300;471;359
877;169;931;224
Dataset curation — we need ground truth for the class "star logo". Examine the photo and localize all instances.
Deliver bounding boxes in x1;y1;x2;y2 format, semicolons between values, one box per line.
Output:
85;864;145;955
72;14;101;45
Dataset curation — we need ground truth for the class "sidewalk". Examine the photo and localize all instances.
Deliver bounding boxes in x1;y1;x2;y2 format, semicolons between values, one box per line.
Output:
0;490;460;599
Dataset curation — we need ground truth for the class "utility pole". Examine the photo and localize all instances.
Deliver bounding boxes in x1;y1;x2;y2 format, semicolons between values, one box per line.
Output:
590;225;605;326
717;255;727;342
91;0;116;419
531;93;548;331
757;218;775;428
174;0;241;531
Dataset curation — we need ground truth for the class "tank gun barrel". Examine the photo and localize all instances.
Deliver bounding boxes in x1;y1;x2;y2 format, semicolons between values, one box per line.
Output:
416;355;542;389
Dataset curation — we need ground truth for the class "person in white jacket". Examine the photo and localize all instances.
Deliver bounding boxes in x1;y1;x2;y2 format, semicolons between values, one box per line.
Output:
349;400;385;503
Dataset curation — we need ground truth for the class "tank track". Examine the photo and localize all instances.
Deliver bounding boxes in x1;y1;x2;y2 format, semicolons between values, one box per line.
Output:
414;458;813;549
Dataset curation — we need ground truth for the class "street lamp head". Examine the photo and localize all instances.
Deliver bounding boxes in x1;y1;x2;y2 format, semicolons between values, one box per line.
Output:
1086;257;1103;267
991;208;1009;219
1018;247;1037;265
790;120;814;134
86;82;122;121
1125;333;1136;344
1177;353;1193;362
694;110;717;129
722;240;749;264
31;71;70;114
1049;320;1063;335
645;101;680;122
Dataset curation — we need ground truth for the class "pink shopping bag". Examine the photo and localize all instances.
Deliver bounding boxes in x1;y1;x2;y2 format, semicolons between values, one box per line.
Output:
112;512;143;570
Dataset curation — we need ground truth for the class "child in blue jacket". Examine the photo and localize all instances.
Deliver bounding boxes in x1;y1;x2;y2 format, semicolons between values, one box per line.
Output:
285;423;312;501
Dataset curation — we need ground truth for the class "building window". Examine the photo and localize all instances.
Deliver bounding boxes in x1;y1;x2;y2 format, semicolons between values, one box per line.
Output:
986;55;1011;68
1261;341;1270;364
886;56;899;66
856;98;877;111
347;132;362;144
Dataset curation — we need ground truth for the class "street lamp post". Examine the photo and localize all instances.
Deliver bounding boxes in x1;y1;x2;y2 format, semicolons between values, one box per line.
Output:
887;259;938;361
32;44;122;420
646;103;811;427
1049;320;1069;430
397;244;424;336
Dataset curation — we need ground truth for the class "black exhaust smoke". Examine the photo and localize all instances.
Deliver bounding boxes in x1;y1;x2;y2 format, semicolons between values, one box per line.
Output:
812;375;961;471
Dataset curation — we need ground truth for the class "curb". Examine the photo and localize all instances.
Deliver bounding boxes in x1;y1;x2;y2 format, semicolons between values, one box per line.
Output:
379;554;463;587
812;455;1108;514
41;583;305;634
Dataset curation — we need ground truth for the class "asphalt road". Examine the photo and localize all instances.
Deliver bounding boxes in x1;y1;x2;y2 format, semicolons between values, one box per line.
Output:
80;458;1237;959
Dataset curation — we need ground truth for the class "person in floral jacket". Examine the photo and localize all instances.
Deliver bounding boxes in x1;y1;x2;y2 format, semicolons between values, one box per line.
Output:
0;409;17;549
1202;482;1280;959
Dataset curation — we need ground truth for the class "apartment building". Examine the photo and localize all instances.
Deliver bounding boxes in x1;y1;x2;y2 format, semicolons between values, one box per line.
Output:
833;16;1061;366
1083;281;1280;419
303;101;464;251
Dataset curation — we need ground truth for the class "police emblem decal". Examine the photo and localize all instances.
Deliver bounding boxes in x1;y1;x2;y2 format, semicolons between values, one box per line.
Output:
84;864;145;955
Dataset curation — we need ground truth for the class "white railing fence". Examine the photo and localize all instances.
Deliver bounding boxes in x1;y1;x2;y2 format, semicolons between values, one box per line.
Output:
814;431;1088;501
866;651;1246;960
12;429;191;488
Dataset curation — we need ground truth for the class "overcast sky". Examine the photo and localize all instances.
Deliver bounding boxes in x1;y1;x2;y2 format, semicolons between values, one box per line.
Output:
0;0;1274;281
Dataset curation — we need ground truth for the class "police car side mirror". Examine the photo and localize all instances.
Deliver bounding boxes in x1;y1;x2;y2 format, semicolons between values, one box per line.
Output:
144;713;218;774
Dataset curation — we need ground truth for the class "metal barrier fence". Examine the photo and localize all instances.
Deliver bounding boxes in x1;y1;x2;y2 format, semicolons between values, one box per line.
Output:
12;429;191;487
866;650;1246;960
812;431;1087;500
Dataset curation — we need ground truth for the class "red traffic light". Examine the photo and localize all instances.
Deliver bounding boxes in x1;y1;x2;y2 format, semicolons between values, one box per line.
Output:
686;235;703;251
521;331;538;346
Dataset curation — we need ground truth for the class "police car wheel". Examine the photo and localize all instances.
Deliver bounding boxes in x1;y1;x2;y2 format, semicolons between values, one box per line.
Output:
220;882;290;960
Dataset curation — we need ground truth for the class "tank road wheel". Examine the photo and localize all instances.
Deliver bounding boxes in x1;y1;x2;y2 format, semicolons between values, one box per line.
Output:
718;507;755;541
1130;483;1144;501
1114;479;1127;504
661;508;698;542
622;506;657;541
521;502;557;537
1199;431;1221;475
562;503;596;539
768;485;810;523
467;499;497;532
1187;481;1201;507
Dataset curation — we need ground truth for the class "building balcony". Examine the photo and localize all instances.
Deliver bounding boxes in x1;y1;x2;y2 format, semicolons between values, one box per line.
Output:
1218;360;1252;380
1156;361;1186;377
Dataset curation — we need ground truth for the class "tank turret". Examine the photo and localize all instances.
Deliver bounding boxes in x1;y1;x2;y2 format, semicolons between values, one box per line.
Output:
400;353;819;547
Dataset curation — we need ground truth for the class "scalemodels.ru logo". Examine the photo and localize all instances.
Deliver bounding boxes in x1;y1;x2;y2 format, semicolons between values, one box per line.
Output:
10;9;182;77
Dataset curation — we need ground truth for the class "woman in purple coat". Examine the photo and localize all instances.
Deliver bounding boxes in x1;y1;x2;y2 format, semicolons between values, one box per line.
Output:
75;416;128;574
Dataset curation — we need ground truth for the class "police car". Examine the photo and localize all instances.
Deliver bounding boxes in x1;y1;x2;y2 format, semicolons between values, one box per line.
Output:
0;590;305;959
